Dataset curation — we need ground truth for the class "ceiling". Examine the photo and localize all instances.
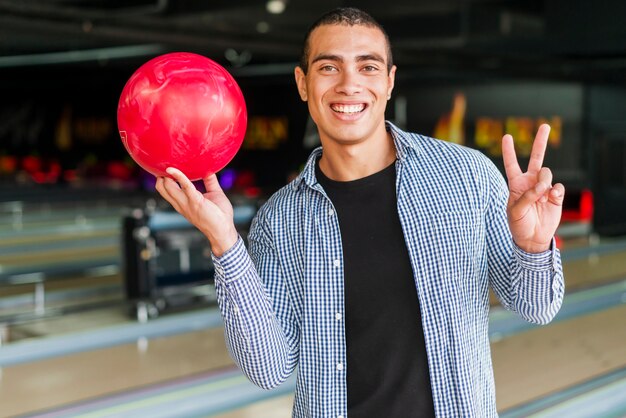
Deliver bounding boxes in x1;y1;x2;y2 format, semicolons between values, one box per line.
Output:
1;0;626;82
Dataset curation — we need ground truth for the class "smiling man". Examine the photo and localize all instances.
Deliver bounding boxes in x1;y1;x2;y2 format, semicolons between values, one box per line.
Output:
156;7;565;418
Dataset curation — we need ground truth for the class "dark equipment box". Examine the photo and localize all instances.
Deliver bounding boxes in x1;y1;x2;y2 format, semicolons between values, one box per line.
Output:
122;199;256;321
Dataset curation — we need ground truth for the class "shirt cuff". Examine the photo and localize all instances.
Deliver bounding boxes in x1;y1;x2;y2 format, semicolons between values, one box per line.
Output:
212;236;253;284
513;237;559;272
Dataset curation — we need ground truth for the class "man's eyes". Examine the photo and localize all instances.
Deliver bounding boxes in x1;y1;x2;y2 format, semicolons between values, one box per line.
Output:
317;64;381;72
362;65;379;72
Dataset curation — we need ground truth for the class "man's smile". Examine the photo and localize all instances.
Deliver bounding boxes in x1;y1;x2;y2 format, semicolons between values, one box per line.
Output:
330;103;367;115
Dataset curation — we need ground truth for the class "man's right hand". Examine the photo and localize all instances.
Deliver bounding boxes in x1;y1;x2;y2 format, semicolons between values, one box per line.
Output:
155;167;239;257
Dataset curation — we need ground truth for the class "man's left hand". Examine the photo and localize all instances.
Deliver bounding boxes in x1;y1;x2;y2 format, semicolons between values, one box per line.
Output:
502;124;565;253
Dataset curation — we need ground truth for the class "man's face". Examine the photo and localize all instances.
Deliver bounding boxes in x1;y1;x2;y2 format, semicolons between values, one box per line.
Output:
295;24;396;147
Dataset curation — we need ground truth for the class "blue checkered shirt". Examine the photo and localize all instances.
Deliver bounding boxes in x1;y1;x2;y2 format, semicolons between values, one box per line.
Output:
212;122;564;417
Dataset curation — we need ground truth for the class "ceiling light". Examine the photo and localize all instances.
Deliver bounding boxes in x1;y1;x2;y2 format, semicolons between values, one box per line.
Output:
266;0;286;14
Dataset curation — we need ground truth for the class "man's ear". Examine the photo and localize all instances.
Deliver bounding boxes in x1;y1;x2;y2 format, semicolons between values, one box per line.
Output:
387;65;397;100
294;66;307;101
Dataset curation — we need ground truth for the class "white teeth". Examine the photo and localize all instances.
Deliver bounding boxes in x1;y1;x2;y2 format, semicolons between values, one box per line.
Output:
331;104;365;114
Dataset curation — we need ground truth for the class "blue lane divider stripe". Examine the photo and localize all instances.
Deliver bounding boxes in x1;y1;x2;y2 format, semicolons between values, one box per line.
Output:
0;309;224;367
501;366;626;418
21;367;296;418
489;278;626;341
560;238;626;263
531;378;626;418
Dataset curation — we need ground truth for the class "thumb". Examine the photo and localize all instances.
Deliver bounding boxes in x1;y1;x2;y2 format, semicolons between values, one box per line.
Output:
203;174;222;193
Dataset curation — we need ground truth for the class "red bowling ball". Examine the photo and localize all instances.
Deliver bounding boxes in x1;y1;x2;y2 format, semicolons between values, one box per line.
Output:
117;52;247;181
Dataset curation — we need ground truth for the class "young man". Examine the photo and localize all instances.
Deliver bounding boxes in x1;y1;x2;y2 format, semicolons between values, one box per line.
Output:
156;7;565;418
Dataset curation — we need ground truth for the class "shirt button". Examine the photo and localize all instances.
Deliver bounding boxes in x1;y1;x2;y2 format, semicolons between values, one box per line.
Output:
336;362;344;371
333;259;341;268
328;209;334;216
335;312;342;321
338;415;344;418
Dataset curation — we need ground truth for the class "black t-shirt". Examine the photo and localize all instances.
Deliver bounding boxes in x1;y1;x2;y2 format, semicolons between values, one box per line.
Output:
316;159;435;418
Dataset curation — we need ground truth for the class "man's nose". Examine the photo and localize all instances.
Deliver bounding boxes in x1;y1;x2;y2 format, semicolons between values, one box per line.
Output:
335;69;362;95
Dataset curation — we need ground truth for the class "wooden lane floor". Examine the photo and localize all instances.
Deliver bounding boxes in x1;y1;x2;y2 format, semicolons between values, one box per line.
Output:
563;247;626;290
0;279;624;417
0;273;121;301
493;303;626;411
214;396;294;418
0;227;119;250
0;327;234;417
0;246;118;273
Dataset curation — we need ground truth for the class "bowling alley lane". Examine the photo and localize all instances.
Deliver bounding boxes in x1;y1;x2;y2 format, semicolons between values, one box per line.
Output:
0;277;624;417
0;233;625;417
563;243;626;289
213;395;294;418
0;327;234;417
212;292;626;418
493;303;626;411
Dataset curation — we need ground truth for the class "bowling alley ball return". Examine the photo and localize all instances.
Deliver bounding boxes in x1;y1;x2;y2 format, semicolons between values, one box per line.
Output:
122;199;256;321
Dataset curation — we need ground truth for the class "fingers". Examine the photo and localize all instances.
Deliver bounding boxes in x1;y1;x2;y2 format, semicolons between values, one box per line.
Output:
537;167;553;203
155;176;184;213
527;124;550;173
502;134;522;181
549;183;565;207
154;167;202;212
509;167;557;220
509;184;543;221
503;123;552;181
166;167;196;195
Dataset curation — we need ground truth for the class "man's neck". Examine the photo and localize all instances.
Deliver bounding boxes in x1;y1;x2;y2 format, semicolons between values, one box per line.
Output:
318;130;396;182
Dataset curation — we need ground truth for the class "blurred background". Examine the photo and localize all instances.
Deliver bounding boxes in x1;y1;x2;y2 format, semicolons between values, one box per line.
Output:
0;1;625;417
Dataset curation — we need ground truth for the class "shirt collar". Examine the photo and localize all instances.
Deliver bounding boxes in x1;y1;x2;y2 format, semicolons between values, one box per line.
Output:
291;120;422;191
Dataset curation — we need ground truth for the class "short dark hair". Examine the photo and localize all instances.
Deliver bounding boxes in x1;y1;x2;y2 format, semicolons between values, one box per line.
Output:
299;7;394;75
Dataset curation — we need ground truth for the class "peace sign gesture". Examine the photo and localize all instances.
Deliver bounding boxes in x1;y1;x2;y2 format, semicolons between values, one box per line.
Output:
502;124;565;253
